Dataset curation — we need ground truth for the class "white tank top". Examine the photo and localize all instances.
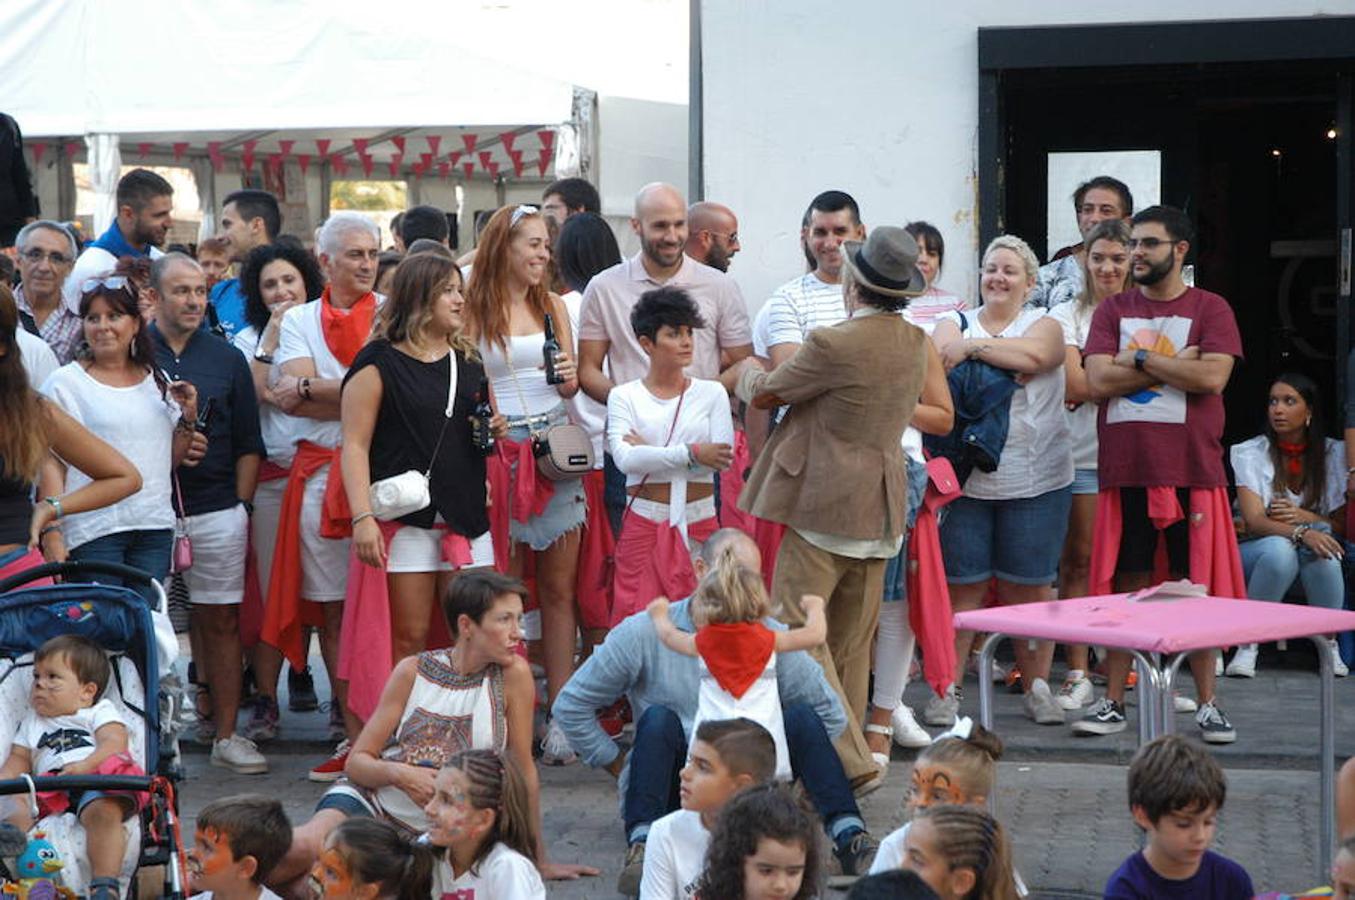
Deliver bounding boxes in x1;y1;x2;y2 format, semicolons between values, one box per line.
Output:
480;332;560;417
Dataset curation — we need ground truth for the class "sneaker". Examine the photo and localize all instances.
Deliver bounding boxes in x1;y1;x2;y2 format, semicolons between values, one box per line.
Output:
1023;678;1065;725
328;702;347;742
308;739;352;783
1196;700;1236;744
891;704;932;749
1090;661;1137;689
616;842;645;896
832;831;879;880
1071;697;1127;736
1225;644;1258;678
1056;671;1094;710
540;719;577;766
288;665;319;712
210;734;269;775
242;696;280;742
1328;639;1349;678
1215;652;1224;676
967;654;1008;683
1173;693;1198;714
922;686;960;727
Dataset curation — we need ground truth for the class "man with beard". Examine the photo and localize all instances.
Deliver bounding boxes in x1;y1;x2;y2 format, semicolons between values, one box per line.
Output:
65;168;173;307
578;182;752;529
684;201;741;272
1076;205;1245;744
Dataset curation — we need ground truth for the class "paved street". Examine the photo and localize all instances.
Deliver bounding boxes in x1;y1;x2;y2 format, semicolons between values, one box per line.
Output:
175;640;1348;897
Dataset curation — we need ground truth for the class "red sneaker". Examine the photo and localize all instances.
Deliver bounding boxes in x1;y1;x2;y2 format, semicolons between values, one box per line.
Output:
597;698;632;738
308;739;351;783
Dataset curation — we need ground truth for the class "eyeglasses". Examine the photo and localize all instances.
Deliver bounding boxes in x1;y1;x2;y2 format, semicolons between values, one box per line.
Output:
1126;237;1175;251
21;248;73;266
510;204;539;227
703;230;739;245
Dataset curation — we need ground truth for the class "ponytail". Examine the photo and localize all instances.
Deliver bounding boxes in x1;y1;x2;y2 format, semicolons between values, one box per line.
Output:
916;720;1004;799
325;818;434;900
692;542;769;626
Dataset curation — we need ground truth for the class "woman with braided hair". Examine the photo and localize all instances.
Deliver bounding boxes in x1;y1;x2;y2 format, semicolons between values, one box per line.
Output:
899;805;1019;900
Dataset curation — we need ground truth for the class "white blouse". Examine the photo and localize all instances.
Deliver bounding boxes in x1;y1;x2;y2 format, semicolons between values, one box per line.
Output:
1230;435;1346;515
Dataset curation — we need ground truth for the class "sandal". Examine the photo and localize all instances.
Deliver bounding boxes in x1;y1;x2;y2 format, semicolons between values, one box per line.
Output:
864;723;892;772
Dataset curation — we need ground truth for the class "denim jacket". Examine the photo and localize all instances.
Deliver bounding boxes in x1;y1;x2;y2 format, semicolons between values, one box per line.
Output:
923;359;1020;486
552;598;847;769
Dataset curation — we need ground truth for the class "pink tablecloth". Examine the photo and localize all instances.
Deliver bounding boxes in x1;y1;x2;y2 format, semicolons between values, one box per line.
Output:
953;593;1355;655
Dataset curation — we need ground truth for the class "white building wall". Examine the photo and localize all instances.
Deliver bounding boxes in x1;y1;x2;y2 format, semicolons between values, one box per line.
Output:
701;1;1350;312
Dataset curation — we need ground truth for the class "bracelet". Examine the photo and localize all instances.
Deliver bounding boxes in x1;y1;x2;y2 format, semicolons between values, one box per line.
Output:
1291;524;1311;547
352;511;375;527
39;524;62;538
175;416;195;433
300;377;312;401
253;349;275;365
43;496;63;520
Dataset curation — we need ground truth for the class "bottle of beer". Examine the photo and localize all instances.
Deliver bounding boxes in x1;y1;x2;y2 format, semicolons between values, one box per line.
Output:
542;312;565;385
471;378;495;455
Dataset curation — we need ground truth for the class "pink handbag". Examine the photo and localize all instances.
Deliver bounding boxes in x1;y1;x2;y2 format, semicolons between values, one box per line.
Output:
169;473;193;574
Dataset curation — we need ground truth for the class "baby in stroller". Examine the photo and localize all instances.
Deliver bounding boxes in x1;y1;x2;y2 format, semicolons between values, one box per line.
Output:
0;635;146;900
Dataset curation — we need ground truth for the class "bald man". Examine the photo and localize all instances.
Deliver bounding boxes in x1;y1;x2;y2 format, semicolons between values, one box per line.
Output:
684;201;740;272
578;183;753;530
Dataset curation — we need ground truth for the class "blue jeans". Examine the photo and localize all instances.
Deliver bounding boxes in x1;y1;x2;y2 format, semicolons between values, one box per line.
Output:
69;529;173;603
622;703;863;846
1238;526;1344;610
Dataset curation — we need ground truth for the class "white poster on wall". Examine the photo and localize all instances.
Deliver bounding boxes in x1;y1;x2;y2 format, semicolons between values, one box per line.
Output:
1046;151;1162;259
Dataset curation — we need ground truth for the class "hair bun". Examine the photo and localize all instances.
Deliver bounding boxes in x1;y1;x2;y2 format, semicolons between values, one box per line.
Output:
967;722;1004;762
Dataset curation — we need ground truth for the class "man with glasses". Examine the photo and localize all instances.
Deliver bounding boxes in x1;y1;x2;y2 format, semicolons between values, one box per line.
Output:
14;220;82;363
1027;175;1133;310
684;201;741;272
1077;204;1244;744
65;168;173;309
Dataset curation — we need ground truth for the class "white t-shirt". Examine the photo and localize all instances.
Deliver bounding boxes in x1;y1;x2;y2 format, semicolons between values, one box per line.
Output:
639;809;708;900
561;290;607;467
761;272;846;353
431;842;545;900
1047;300;1098;471
1230;435;1346;515
190;887;283;900
275;300;349;450
17;327;59;388
40;363;179;549
15;698;122;774
940;308;1073;501
869;822;910;874
232;326;308;468
907;288;970;333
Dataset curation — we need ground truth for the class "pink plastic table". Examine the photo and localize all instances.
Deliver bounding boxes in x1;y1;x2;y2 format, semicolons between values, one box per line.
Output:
954;593;1355;878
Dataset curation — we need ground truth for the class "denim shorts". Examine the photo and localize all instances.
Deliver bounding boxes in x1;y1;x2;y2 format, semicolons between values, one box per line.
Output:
940;485;1073;585
1071;467;1099;496
882;457;932;603
507;406;587;551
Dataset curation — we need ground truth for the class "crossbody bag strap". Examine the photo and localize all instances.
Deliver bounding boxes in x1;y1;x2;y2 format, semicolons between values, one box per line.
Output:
422;351;459;478
621;379;689;522
503;340;545;440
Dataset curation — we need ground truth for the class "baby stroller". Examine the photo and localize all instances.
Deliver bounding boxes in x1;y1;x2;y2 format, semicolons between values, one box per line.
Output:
0;561;188;900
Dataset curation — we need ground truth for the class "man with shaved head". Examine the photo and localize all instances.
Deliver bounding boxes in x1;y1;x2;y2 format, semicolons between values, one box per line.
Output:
578;183;753;530
684;201;740;272
553;528;880;893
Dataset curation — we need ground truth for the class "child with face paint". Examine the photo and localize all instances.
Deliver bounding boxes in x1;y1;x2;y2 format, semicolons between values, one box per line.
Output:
423;749;545;899
901;805;1019;900
310;818;434;900
869;717;1005;875
187;794;292;900
693;782;823;900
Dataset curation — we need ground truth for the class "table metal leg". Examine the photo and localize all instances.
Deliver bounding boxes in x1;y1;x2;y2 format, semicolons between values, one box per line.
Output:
1312;634;1335;881
976;633;1004;733
1126;650;1164;741
1160;652;1191;738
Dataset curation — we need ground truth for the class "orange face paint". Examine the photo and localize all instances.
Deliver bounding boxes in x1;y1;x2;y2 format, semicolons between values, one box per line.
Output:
906;765;967;810
312;848;356;900
188;826;234;891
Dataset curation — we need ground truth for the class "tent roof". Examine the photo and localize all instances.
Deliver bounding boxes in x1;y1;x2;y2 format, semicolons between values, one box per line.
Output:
1;0;578;138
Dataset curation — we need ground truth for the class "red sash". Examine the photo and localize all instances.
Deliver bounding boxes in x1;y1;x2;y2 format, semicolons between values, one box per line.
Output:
695;622;775;699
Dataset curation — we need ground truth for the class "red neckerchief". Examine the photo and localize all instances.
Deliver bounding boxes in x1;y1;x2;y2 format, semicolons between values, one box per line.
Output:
319;287;376;366
1277;440;1307;479
694;622;775;699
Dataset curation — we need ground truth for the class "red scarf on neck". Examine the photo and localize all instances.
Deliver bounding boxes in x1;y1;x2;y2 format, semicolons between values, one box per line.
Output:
1277;440;1307;479
319;287;376;367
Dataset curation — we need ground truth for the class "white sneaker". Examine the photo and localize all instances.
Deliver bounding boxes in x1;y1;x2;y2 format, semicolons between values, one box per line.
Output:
922;686;960;727
1225;644;1258;678
967;654;1008;683
1214;652;1224;677
1055;671;1094;710
1172;692;1198;713
1023;678;1065;725
890;705;932;749
540;719;577;766
1328;639;1349;678
211;734;268;775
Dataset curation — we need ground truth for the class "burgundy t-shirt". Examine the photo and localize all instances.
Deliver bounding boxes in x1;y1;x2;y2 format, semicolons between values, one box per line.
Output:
1084;287;1243;489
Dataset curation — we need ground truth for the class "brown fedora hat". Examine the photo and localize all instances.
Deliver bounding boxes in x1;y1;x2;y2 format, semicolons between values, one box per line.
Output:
841;226;927;298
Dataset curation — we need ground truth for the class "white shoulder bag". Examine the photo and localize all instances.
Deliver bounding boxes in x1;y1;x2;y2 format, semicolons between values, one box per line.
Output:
368;354;457;520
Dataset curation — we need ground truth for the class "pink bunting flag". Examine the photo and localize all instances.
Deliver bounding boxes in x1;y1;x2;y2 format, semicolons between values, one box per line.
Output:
487;161;500;179
391;136;406;154
298;153;311;175
499;131;517;155
461;134;477;154
462;162;475;179
412;161;427;179
419;152;433;170
64;141;80;159
360;154;374;178
426;135;441;157
208;141;224;172
352;138;368;157
537;129;555;152
137;142;152;160
478;151;492;170
30;142;47;165
510;150;524;178
537;148;551;176
268;153;283;174
331;153;348;175
172;142;189;162
278;140;294;158
316;139;331;157
242;139;258;170
438;161;450;179
449;151;462;167
388;154;402;178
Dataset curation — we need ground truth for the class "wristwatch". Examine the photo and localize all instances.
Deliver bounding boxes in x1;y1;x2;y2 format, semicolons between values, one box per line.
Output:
254;347;275;365
1133;349;1149;371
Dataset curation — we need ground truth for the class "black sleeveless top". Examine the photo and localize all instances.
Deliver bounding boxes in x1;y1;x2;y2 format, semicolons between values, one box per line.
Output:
344;340;489;536
0;456;32;546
